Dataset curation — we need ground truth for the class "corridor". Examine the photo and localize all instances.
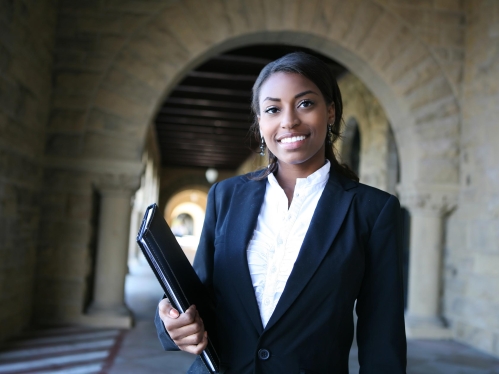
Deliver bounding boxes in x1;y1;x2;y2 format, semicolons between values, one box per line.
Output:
1;258;498;373
108;260;499;374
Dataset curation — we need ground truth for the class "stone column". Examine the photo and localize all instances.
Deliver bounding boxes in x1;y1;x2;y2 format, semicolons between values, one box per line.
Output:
399;184;458;339
85;174;140;328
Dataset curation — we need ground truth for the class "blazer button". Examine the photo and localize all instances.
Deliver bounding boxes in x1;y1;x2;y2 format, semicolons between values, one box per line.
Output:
258;348;270;360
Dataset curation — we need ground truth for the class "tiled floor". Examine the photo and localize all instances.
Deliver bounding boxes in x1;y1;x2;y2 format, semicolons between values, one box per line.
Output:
0;327;124;373
2;262;497;373
112;259;499;374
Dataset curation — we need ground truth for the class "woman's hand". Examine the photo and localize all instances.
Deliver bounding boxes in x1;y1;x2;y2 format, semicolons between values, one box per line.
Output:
158;298;208;355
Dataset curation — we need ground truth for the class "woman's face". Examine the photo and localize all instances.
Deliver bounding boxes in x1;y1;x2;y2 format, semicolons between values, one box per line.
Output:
258;72;335;173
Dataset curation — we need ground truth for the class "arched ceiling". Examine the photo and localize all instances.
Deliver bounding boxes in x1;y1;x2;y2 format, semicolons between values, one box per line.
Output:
154;44;346;170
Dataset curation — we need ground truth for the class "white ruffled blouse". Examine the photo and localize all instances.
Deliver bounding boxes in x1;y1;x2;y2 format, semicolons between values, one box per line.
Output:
246;161;330;328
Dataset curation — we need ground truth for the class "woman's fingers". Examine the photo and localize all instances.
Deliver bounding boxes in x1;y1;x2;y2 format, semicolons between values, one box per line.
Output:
157;301;207;354
158;298;179;319
180;331;208;355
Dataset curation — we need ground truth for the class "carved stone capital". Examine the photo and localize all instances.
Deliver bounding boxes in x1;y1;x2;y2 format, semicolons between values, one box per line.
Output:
94;173;141;196
397;183;459;216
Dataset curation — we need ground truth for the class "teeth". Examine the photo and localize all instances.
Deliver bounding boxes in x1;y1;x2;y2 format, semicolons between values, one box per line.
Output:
280;136;306;143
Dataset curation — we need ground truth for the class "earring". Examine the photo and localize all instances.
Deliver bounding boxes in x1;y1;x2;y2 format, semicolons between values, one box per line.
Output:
260;137;266;156
326;123;333;146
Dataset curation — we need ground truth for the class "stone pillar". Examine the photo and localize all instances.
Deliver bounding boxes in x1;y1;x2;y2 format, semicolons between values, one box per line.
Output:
399;184;458;339
85;174;140;328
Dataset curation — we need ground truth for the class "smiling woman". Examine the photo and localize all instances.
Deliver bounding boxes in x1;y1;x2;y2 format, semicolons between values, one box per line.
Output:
155;52;407;374
256;72;333;203
250;53;358;189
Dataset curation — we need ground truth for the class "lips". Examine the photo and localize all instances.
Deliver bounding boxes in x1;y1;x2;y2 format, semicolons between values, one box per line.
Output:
277;133;309;143
280;135;306;144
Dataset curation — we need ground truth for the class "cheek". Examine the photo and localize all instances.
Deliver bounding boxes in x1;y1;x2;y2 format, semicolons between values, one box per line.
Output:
258;120;274;138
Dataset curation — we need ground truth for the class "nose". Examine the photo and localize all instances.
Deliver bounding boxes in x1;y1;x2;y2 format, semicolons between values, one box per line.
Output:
280;107;300;129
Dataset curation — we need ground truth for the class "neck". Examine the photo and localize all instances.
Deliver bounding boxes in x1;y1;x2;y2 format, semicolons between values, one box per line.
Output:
274;159;326;207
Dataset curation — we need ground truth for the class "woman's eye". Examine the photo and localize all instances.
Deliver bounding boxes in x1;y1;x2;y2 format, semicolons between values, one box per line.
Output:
265;106;279;114
298;99;314;108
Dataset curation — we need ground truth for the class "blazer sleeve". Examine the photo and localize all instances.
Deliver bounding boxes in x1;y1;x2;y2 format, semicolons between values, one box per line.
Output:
154;182;219;351
355;195;407;373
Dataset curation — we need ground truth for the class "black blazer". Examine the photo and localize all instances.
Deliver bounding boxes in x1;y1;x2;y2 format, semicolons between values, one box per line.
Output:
155;170;407;374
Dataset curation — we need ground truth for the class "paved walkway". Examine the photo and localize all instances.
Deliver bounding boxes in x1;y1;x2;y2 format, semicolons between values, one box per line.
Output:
2;261;496;373
108;260;499;373
0;327;124;373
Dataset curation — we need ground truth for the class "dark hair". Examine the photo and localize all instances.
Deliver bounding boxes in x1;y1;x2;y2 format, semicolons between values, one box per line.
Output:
250;51;359;182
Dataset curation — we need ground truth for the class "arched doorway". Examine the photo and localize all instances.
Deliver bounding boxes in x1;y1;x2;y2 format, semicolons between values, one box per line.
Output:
164;189;208;263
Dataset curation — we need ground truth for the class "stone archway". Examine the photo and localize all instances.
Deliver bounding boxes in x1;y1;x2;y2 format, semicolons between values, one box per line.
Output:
47;0;463;335
88;1;461;188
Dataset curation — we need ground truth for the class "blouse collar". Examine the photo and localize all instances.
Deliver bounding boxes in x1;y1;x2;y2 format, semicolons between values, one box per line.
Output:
267;160;331;190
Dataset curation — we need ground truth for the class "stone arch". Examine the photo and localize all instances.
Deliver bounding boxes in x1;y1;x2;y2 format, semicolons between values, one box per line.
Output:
159;175;211;216
86;0;460;188
80;0;462;334
164;189;208;232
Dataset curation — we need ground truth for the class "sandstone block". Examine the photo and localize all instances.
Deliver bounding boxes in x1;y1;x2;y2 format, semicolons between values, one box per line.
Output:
101;68;160;106
0;115;44;158
158;3;209;54
37;247;89;279
357;11;398;60
83;131;142;161
67;193;92;220
307;0;340;36
343;1;384;48
104;0;167;15
180;0;225;45
473;254;499;277
262;0;287;31
93;87;150;123
434;0;464;13
48;109;86;132
328;0;363;40
52;92;92;110
54;71;102;94
45;133;83;157
97;35;126;56
86;108;141;138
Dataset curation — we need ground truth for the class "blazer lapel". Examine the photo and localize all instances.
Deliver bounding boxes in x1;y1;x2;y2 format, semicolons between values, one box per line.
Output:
264;172;356;331
225;178;267;334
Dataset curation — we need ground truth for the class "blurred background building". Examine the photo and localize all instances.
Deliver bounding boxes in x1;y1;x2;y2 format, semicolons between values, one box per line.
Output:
0;0;498;367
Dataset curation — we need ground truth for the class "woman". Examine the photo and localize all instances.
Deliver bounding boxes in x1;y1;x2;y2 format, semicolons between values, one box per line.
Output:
155;52;407;373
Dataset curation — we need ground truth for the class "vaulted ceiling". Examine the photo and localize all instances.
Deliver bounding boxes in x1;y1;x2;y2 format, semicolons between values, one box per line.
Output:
154;45;346;170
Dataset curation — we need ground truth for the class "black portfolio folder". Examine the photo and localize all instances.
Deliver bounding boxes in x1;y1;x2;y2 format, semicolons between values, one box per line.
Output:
136;203;221;373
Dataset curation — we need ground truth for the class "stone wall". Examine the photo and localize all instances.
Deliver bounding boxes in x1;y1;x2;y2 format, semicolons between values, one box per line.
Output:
443;0;499;356
0;0;57;340
338;73;398;194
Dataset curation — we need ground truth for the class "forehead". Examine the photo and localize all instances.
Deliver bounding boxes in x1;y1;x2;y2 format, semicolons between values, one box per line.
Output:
259;72;321;100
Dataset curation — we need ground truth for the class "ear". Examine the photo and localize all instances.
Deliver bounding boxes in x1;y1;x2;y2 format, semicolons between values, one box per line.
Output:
327;103;335;123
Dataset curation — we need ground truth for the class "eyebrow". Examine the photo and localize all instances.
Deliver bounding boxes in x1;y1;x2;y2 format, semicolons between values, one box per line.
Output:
263;90;319;102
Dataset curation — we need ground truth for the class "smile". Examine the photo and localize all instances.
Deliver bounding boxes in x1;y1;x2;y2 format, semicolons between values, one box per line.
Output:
279;135;307;144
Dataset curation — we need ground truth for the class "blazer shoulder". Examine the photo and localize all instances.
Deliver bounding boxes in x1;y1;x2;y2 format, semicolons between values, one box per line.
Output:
215;170;266;193
334;171;394;202
350;180;400;214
